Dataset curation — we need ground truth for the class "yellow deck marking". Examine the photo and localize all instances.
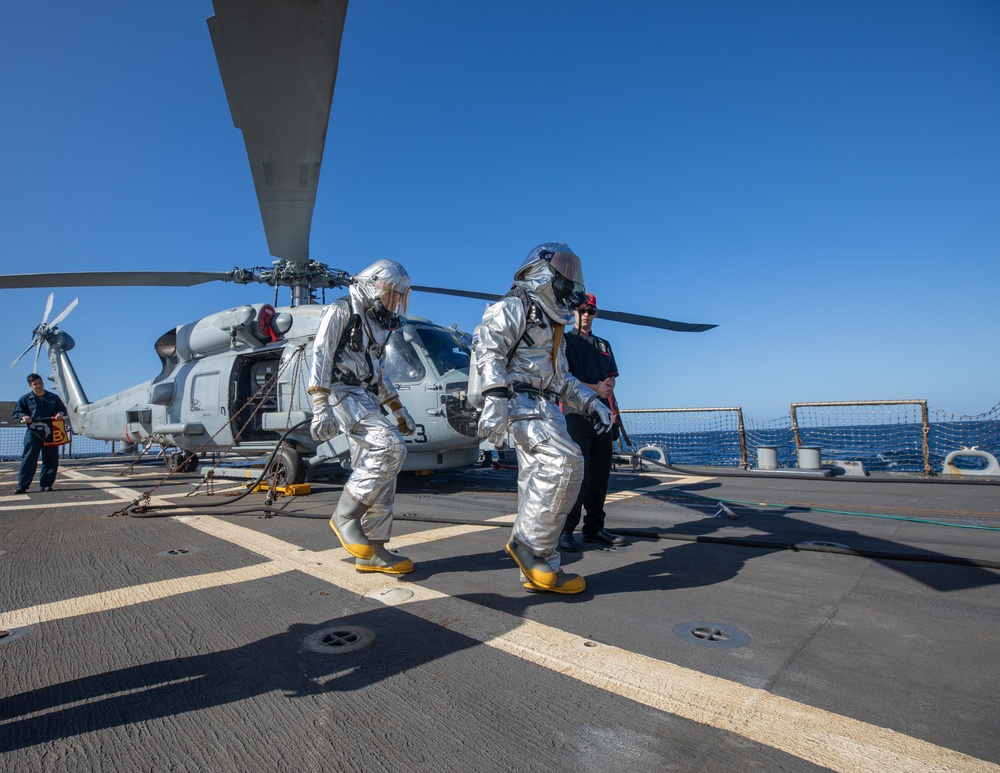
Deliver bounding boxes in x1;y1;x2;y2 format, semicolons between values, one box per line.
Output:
4;468;995;771
655;473;714;486
601;473;714;506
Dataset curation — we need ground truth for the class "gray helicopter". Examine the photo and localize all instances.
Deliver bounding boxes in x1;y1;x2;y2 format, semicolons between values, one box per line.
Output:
8;289;482;482
3;0;715;482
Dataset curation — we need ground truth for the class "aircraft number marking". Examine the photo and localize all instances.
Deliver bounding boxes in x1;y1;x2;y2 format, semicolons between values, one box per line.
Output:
404;423;428;444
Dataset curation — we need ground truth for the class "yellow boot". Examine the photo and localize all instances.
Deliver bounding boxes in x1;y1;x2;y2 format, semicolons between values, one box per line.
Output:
355;541;414;574
505;537;557;589
329;494;374;559
520;570;586;595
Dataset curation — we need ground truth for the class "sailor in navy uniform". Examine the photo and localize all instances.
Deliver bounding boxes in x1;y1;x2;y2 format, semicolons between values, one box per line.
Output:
13;373;68;494
560;293;626;551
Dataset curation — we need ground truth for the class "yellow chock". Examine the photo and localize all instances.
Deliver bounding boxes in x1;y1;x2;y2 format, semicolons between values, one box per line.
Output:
252;483;312;496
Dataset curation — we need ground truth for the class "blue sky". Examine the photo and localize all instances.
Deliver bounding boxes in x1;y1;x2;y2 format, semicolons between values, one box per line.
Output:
2;0;998;421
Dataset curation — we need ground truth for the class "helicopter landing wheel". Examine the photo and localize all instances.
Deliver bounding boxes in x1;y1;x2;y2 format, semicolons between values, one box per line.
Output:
167;451;199;474
267;446;306;487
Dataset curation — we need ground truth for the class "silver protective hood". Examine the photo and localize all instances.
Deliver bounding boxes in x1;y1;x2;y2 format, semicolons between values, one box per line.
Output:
349;259;411;315
512;242;585;326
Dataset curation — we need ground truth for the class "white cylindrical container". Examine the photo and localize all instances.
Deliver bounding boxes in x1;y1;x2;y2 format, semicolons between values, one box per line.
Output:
797;446;822;470
757;446;778;470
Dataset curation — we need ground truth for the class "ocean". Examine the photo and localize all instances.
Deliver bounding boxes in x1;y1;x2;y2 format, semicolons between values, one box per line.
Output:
624;420;1000;474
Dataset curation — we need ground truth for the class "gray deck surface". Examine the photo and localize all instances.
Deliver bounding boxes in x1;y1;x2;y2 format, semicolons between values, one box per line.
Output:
2;458;998;772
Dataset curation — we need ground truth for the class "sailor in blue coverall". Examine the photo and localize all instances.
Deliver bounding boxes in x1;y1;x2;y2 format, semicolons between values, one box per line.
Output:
13;373;67;493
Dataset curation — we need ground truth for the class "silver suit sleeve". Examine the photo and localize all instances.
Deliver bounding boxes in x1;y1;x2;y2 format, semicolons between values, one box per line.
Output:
476;297;526;393
309;301;351;392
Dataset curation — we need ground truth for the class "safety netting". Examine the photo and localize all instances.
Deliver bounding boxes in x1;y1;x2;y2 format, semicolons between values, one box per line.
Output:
618;401;1000;474
0;431;130;462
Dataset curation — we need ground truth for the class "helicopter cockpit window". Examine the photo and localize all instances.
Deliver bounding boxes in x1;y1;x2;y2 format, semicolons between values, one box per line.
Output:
383;330;426;384
416;327;470;377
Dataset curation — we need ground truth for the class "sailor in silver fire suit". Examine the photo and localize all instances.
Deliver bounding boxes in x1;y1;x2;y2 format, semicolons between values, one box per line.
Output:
476;243;614;594
308;259;417;574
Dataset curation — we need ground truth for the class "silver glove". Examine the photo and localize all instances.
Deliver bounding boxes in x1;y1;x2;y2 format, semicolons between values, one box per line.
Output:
393;406;416;436
591;400;614;434
309;391;338;441
383;395;416;436
477;395;509;450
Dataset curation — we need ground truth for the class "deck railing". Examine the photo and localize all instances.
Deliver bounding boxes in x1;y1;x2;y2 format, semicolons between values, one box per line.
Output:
790;400;931;475
3;401;999;476
619;401;1000;475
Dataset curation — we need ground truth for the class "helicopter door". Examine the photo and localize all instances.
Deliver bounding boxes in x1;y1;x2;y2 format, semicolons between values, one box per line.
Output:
125;408;152;443
161;368;227;449
230;355;281;444
189;371;220;417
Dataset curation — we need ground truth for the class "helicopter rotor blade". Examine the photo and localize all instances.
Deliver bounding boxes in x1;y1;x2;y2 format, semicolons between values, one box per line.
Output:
32;341;43;373
410;285;717;333
9;339;39;370
411;285;502;303
41;292;54;324
594;309;716;333
0;271;232;289
49;297;79;328
208;0;348;267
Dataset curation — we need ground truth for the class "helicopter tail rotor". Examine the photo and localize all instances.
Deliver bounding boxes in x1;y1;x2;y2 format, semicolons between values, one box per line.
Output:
49;297;78;329
41;292;54;326
9;339;39;372
9;293;79;371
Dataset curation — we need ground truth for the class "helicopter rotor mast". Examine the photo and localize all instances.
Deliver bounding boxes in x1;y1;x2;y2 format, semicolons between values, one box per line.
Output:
227;261;353;306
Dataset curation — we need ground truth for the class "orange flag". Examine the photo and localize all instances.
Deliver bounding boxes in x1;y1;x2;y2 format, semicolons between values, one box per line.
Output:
44;418;71;447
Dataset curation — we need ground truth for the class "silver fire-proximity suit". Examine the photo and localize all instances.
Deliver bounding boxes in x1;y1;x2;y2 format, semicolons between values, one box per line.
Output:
308;259;416;573
476;243;614;594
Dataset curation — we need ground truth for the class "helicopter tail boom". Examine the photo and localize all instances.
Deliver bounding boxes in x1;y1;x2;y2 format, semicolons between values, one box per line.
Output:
45;331;91;424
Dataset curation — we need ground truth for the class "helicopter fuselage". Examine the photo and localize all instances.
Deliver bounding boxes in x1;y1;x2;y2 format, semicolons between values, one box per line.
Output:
45;302;481;474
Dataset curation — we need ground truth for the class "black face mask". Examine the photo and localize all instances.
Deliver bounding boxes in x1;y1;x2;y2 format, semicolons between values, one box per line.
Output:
552;273;587;310
371;299;401;330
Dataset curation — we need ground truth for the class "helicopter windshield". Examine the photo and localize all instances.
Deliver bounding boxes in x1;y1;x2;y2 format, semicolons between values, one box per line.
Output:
384;330;426;384
415;326;470;376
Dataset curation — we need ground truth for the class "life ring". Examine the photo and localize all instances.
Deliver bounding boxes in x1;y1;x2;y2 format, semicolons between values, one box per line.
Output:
942;447;1000;477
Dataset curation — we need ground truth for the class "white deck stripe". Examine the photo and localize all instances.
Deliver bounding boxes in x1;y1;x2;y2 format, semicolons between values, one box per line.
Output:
3;470;995;771
0;498;133;510
0;563;293;628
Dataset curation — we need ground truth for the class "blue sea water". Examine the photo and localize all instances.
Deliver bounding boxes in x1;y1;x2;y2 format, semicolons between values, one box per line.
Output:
626;420;1000;474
